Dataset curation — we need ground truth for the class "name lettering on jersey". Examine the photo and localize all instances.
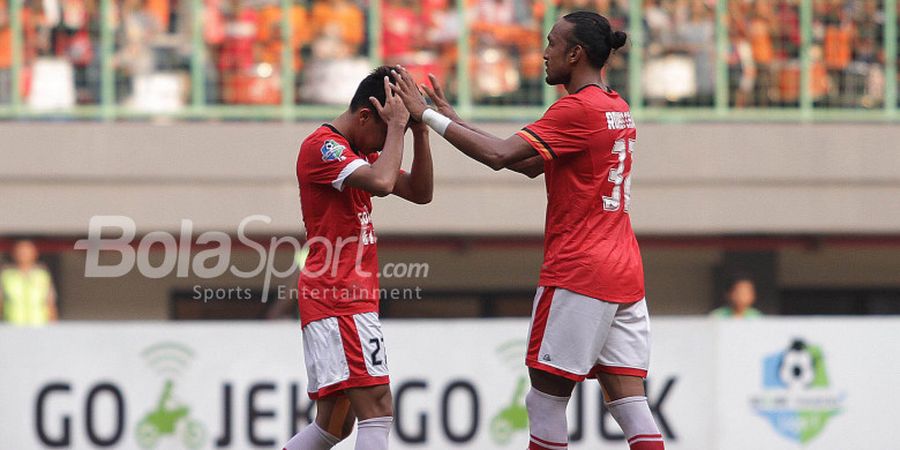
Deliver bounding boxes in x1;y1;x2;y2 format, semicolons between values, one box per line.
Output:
605;111;635;130
358;210;377;246
321;139;348;162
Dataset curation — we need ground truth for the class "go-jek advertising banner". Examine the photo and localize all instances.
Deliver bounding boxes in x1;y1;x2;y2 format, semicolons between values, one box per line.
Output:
0;318;897;449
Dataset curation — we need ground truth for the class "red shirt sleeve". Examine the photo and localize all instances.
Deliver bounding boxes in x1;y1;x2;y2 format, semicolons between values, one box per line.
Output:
298;134;368;191
515;95;592;161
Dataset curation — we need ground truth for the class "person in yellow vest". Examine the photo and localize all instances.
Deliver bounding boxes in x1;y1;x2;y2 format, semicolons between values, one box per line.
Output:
0;240;58;325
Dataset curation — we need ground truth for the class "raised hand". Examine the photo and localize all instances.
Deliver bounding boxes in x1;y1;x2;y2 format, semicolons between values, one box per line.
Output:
389;65;429;122
369;75;410;127
420;73;461;122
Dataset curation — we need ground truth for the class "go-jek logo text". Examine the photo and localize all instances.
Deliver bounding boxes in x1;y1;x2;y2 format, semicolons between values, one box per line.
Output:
750;339;845;444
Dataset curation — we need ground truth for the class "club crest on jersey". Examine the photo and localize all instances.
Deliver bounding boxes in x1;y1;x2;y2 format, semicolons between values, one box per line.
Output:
321;139;347;162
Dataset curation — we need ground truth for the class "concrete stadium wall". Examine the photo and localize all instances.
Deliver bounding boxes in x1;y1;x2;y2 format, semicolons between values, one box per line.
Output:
47;243;900;320
2;121;900;236
52;245;721;320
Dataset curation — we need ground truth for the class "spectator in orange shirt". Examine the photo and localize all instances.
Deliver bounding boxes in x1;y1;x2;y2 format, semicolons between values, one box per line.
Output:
299;0;370;105
1;0;41;103
1;0;13;103
821;0;853;105
469;0;544;102
309;0;364;60
145;0;169;32
822;1;852;71
256;2;309;72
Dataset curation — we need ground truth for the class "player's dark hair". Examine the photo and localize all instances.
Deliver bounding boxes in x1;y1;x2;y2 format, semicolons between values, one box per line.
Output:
562;11;627;69
349;65;394;115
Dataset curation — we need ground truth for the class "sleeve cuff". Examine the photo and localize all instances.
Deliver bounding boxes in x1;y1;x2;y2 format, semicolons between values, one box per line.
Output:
516;128;557;161
331;159;369;191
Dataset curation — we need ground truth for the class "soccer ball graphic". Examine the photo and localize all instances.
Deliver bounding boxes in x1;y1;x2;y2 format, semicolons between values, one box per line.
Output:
778;340;815;389
321;139;346;162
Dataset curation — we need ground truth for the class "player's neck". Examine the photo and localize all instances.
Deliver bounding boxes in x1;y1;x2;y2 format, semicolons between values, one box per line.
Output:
330;113;356;148
565;71;604;95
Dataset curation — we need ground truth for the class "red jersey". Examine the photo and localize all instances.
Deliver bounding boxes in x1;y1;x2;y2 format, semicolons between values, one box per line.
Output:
296;124;379;326
515;85;645;303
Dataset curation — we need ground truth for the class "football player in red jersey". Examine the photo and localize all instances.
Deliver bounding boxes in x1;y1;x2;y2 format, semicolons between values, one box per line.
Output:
283;66;433;450
391;11;665;450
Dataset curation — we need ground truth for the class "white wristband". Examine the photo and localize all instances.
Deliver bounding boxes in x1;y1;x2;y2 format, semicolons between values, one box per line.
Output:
422;108;452;136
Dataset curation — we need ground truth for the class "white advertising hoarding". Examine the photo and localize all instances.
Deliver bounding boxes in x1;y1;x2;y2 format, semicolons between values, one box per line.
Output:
713;319;900;450
0;318;896;449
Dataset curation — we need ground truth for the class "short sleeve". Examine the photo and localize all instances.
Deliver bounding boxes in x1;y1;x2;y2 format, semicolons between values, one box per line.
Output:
298;136;369;192
515;96;590;161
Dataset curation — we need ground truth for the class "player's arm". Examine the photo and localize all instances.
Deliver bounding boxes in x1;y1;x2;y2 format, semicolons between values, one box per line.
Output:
390;123;433;204
343;77;410;196
442;124;537;171
391;67;537;171
506;155;544;178
420;72;543;178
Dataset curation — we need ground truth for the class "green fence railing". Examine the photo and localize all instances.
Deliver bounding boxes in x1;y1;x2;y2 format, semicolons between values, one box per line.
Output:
0;0;897;122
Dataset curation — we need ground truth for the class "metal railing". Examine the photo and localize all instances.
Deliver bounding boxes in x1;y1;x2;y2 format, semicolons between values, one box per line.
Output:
0;0;897;122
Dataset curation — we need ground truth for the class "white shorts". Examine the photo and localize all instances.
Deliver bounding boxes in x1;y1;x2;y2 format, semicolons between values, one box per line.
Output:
526;286;651;381
302;312;390;400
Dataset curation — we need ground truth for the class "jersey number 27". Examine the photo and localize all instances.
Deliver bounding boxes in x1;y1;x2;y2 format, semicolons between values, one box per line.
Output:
602;138;634;213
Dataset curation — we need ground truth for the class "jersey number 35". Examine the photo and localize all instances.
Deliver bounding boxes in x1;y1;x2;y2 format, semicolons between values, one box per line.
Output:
602;138;634;213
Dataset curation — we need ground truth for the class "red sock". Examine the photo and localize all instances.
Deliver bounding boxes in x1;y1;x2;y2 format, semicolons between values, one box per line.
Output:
628;433;665;449
528;434;567;449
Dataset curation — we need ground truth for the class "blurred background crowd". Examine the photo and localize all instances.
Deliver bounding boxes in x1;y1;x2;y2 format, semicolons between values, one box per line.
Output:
0;0;895;112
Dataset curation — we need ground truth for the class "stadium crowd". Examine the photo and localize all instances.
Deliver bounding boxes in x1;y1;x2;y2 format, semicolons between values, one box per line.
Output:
0;0;895;109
